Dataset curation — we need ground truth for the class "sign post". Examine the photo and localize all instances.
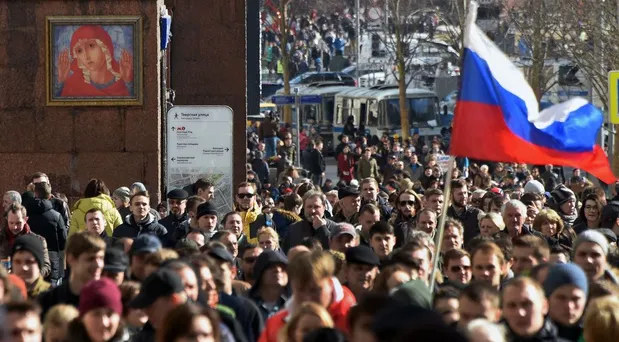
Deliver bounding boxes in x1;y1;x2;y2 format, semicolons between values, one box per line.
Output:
167;106;234;214
609;71;619;175
609;71;619;124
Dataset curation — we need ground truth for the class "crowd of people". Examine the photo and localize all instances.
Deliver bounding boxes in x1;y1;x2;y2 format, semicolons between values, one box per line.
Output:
262;11;356;79
0;123;618;342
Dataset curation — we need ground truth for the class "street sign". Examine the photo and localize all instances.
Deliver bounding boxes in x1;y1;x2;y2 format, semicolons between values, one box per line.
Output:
300;95;322;104
609;71;619;124
167;106;234;214
271;95;295;105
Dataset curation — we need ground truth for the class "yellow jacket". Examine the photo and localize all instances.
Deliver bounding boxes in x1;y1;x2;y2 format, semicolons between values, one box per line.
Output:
69;194;123;237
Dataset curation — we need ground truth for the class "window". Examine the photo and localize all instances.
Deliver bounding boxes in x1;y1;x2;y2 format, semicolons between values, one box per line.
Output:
325;73;339;82
558;65;582;86
410;97;438;122
368;101;379;127
324;98;335;124
384;97;438;127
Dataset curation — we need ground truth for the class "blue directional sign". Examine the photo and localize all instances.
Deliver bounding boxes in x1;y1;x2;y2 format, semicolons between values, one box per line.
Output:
300;95;322;104
271;95;295;105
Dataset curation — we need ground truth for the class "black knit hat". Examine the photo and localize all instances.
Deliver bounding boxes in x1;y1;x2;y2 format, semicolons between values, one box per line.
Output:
196;201;218;220
549;185;575;207
11;235;44;270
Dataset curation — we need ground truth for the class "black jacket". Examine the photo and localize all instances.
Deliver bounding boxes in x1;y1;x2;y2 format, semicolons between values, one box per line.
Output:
113;213;168;240
307;148;326;175
219;292;264;342
282;217;336;253
447;205;482;245
50;196;71;232
22;193;67;252
38;280;79;320
504;318;570;342
132;322;155;342
159;213;189;247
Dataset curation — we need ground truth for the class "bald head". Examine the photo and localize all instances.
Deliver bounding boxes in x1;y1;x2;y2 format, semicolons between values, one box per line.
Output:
288;245;311;260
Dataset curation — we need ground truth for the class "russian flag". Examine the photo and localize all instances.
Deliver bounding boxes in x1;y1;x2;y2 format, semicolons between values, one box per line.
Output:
450;2;616;184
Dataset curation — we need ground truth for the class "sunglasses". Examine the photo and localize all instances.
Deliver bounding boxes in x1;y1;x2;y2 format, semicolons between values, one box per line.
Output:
399;200;415;206
450;265;471;272
237;193;255;199
243;257;257;263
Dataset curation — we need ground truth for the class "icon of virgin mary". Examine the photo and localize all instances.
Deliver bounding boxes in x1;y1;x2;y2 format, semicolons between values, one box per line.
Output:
57;25;133;97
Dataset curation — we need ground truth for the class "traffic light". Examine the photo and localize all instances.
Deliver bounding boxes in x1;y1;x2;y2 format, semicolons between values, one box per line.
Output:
372;34;381;57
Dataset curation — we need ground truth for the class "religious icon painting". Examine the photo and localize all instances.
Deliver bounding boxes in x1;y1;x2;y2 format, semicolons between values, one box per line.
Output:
46;16;143;106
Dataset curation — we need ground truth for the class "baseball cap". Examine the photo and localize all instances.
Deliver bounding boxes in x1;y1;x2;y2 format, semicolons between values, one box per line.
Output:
129;269;185;308
207;245;235;264
330;223;358;240
130;234;162;255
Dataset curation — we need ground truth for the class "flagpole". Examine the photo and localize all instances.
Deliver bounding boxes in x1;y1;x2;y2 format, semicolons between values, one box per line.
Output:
429;155;456;293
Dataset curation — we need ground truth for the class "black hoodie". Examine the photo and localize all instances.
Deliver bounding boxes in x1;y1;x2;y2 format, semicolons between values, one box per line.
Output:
21;192;66;252
112;213;167;240
248;251;290;322
504;318;570;342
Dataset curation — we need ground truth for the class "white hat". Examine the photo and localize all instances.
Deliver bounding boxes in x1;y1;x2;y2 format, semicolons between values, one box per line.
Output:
524;180;545;194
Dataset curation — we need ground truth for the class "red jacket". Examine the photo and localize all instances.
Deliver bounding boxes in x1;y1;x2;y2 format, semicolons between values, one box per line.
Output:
258;277;356;342
337;153;355;183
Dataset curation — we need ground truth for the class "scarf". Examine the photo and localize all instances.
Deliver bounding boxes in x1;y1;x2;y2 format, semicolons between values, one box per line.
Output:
560;211;578;227
240;209;259;243
7;223;31;250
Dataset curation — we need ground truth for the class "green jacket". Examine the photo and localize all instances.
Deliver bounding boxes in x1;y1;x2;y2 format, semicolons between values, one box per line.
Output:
357;158;380;181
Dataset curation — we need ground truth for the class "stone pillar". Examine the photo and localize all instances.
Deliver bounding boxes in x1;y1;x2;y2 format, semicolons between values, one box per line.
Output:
164;0;247;188
0;0;163;204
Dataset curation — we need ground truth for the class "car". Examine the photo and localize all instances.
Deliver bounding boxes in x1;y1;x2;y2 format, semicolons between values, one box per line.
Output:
288;72;357;86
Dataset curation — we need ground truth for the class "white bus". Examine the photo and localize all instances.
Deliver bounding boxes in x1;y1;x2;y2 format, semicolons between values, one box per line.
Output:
333;85;443;142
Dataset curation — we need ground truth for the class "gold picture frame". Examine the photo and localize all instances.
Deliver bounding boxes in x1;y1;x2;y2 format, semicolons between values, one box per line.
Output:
46;16;143;106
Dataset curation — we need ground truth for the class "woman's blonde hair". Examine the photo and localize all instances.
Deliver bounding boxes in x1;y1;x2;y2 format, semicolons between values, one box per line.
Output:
532;209;564;235
257;227;280;248
43;304;79;332
478;212;505;231
279;302;334;342
584;295;619;341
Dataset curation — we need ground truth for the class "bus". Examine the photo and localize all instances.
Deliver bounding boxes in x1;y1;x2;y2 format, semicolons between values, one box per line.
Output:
275;83;357;154
333;85;443;144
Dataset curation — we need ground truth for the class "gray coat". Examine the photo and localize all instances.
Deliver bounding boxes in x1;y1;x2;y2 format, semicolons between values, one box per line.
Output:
282;218;337;253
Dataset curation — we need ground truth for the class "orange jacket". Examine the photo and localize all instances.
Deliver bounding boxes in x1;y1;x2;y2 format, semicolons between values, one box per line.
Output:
258;277;356;342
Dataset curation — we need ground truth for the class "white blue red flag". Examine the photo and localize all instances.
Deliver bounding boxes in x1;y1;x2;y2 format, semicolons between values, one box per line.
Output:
450;1;616;184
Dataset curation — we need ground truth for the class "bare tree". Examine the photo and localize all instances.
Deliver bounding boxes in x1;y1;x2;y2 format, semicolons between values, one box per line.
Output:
263;0;297;123
550;0;619;109
379;0;448;139
501;0;564;101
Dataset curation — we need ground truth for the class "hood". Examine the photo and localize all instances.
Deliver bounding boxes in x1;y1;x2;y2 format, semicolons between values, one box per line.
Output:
249;250;289;298
604;267;619;284
21;192;53;215
73;194;116;212
126;212;156;226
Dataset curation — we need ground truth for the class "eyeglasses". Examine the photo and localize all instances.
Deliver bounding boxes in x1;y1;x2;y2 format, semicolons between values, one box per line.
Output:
399;200;415;206
237;193;255;199
450;265;471;272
